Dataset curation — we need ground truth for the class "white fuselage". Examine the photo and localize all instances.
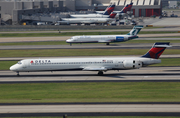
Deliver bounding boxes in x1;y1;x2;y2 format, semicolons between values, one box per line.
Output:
58;17;115;25
10;57;161;72
70;14;110;18
66;35;137;43
96;11;125;16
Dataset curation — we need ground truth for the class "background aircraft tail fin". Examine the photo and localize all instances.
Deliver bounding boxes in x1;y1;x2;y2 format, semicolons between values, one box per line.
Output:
120;2;133;13
142;42;171;59
103;4;115;15
127;25;143;36
108;12;117;18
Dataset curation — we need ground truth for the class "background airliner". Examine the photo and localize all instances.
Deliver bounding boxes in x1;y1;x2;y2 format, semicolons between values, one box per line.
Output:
66;25;143;45
56;12;117;25
10;42;171;76
70;4;115;18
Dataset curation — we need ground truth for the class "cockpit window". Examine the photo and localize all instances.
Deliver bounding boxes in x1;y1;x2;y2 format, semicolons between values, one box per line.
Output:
17;61;22;64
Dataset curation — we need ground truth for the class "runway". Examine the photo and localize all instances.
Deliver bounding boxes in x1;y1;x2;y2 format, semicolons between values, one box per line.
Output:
0;34;180;43
1;67;180;83
0;44;179;50
0;26;180;117
1;66;180;117
0;26;179;34
1;104;180;113
0;42;179;50
1;104;180;117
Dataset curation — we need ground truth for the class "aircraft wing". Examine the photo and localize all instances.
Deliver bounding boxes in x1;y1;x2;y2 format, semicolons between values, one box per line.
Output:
98;39;115;43
98;40;111;43
83;67;109;71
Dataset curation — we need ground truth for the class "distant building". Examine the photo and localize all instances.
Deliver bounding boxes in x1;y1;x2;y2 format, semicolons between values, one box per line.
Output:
169;1;177;8
0;0;163;25
0;0;64;25
161;0;180;8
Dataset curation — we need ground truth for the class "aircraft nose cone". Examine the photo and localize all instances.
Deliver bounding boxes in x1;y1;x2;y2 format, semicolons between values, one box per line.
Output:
66;39;71;43
10;65;17;71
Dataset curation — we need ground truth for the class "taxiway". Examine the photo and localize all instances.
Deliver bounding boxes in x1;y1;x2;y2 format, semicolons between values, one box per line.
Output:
1;104;180;113
1;67;180;83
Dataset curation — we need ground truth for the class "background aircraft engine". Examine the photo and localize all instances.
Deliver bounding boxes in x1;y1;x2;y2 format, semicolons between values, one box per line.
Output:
123;60;142;69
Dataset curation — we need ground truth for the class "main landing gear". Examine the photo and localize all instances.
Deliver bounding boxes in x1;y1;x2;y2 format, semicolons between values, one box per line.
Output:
106;43;110;45
98;71;104;76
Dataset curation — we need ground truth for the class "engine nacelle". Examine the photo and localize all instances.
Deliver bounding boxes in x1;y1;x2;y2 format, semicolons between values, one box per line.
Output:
123;60;142;69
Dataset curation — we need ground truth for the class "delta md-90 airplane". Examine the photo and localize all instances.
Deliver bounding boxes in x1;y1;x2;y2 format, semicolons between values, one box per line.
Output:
10;42;171;76
58;12;117;25
66;25;143;45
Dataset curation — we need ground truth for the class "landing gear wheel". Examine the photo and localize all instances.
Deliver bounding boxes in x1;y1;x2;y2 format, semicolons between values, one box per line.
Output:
98;71;104;76
106;43;110;45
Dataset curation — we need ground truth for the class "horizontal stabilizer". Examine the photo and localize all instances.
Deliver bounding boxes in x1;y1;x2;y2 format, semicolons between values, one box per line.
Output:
153;42;172;48
83;67;108;71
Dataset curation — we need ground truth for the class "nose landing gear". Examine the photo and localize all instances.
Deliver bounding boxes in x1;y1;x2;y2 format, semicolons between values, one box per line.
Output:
16;72;20;76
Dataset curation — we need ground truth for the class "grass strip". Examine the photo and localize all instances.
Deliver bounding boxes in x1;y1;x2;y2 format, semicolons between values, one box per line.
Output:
0;49;179;58
151;58;180;66
0;82;180;103
0;40;180;46
1;58;179;71
0;31;178;37
0;61;16;70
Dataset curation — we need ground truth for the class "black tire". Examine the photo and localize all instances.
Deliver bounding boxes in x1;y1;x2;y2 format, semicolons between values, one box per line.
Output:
98;71;103;76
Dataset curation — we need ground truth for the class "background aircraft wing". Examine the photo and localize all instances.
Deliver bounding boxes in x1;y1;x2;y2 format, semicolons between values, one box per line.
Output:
81;21;95;24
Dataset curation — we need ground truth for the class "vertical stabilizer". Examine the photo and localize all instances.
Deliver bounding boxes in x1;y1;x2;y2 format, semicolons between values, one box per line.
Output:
120;2;133;13
142;42;171;59
103;4;115;15
108;12;117;18
127;25;143;36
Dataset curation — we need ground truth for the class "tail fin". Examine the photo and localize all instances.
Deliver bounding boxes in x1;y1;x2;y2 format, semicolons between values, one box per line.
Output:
142;42;171;59
108;12;117;18
103;4;115;15
127;25;143;36
120;2;133;13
